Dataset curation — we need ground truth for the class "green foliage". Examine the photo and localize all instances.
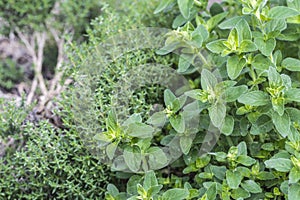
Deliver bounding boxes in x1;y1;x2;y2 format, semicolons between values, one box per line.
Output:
0;59;24;90
0;98;29;157
0;0;55;32
2;0;300;199
0;0;100;36
99;0;300;199
0;121;110;199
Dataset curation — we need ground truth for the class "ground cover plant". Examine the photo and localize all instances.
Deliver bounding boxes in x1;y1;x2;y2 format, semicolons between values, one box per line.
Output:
92;0;300;199
0;0;300;199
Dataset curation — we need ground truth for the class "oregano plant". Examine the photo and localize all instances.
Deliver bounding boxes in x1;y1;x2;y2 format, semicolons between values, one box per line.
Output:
100;0;300;199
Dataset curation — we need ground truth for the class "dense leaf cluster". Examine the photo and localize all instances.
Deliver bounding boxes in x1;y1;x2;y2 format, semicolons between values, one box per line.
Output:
101;0;300;199
1;0;300;199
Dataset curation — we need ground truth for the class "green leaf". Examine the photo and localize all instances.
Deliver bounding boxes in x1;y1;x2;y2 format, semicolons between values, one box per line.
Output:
206;12;228;31
239;40;258;53
143;171;158;190
137;184;147;197
256;172;276;180
236;167;251;178
264;19;287;34
147;111;167;127
107;109;118;132
287;0;300;11
241;180;262;194
148;185;163;197
236;155;256;166
226;170;243;189
221;115;234;136
269;6;300;19
235;19;252;42
238;91;269;106
201;69;218;91
206;39;227;54
227;55;246;80
206;183;217;200
127;175;142;195
254;37;276;56
210;2;224;16
107;184;119;196
268;66;282;86
126;123;154;138
147;147;169;170
154;0;173;14
195;25;209;41
178;0;193;19
288;183;300;200
289;167;300;184
237;141;247;156
123;113;142;126
271;111;291;138
180;135;193;155
195;155;211;169
219;16;244;29
273;97;285;115
286;88;300;102
156;42;179;55
170;113;185;133
231;188;250;199
164;89;177;108
227;28;239;49
211;165;227;180
265;158;293;172
223;85;248;102
282;57;300;71
106;143;118;160
185;89;203;100
209;101;226;128
252;54;273;71
124;146;142;172
178;54;193;73
162;188;189;200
